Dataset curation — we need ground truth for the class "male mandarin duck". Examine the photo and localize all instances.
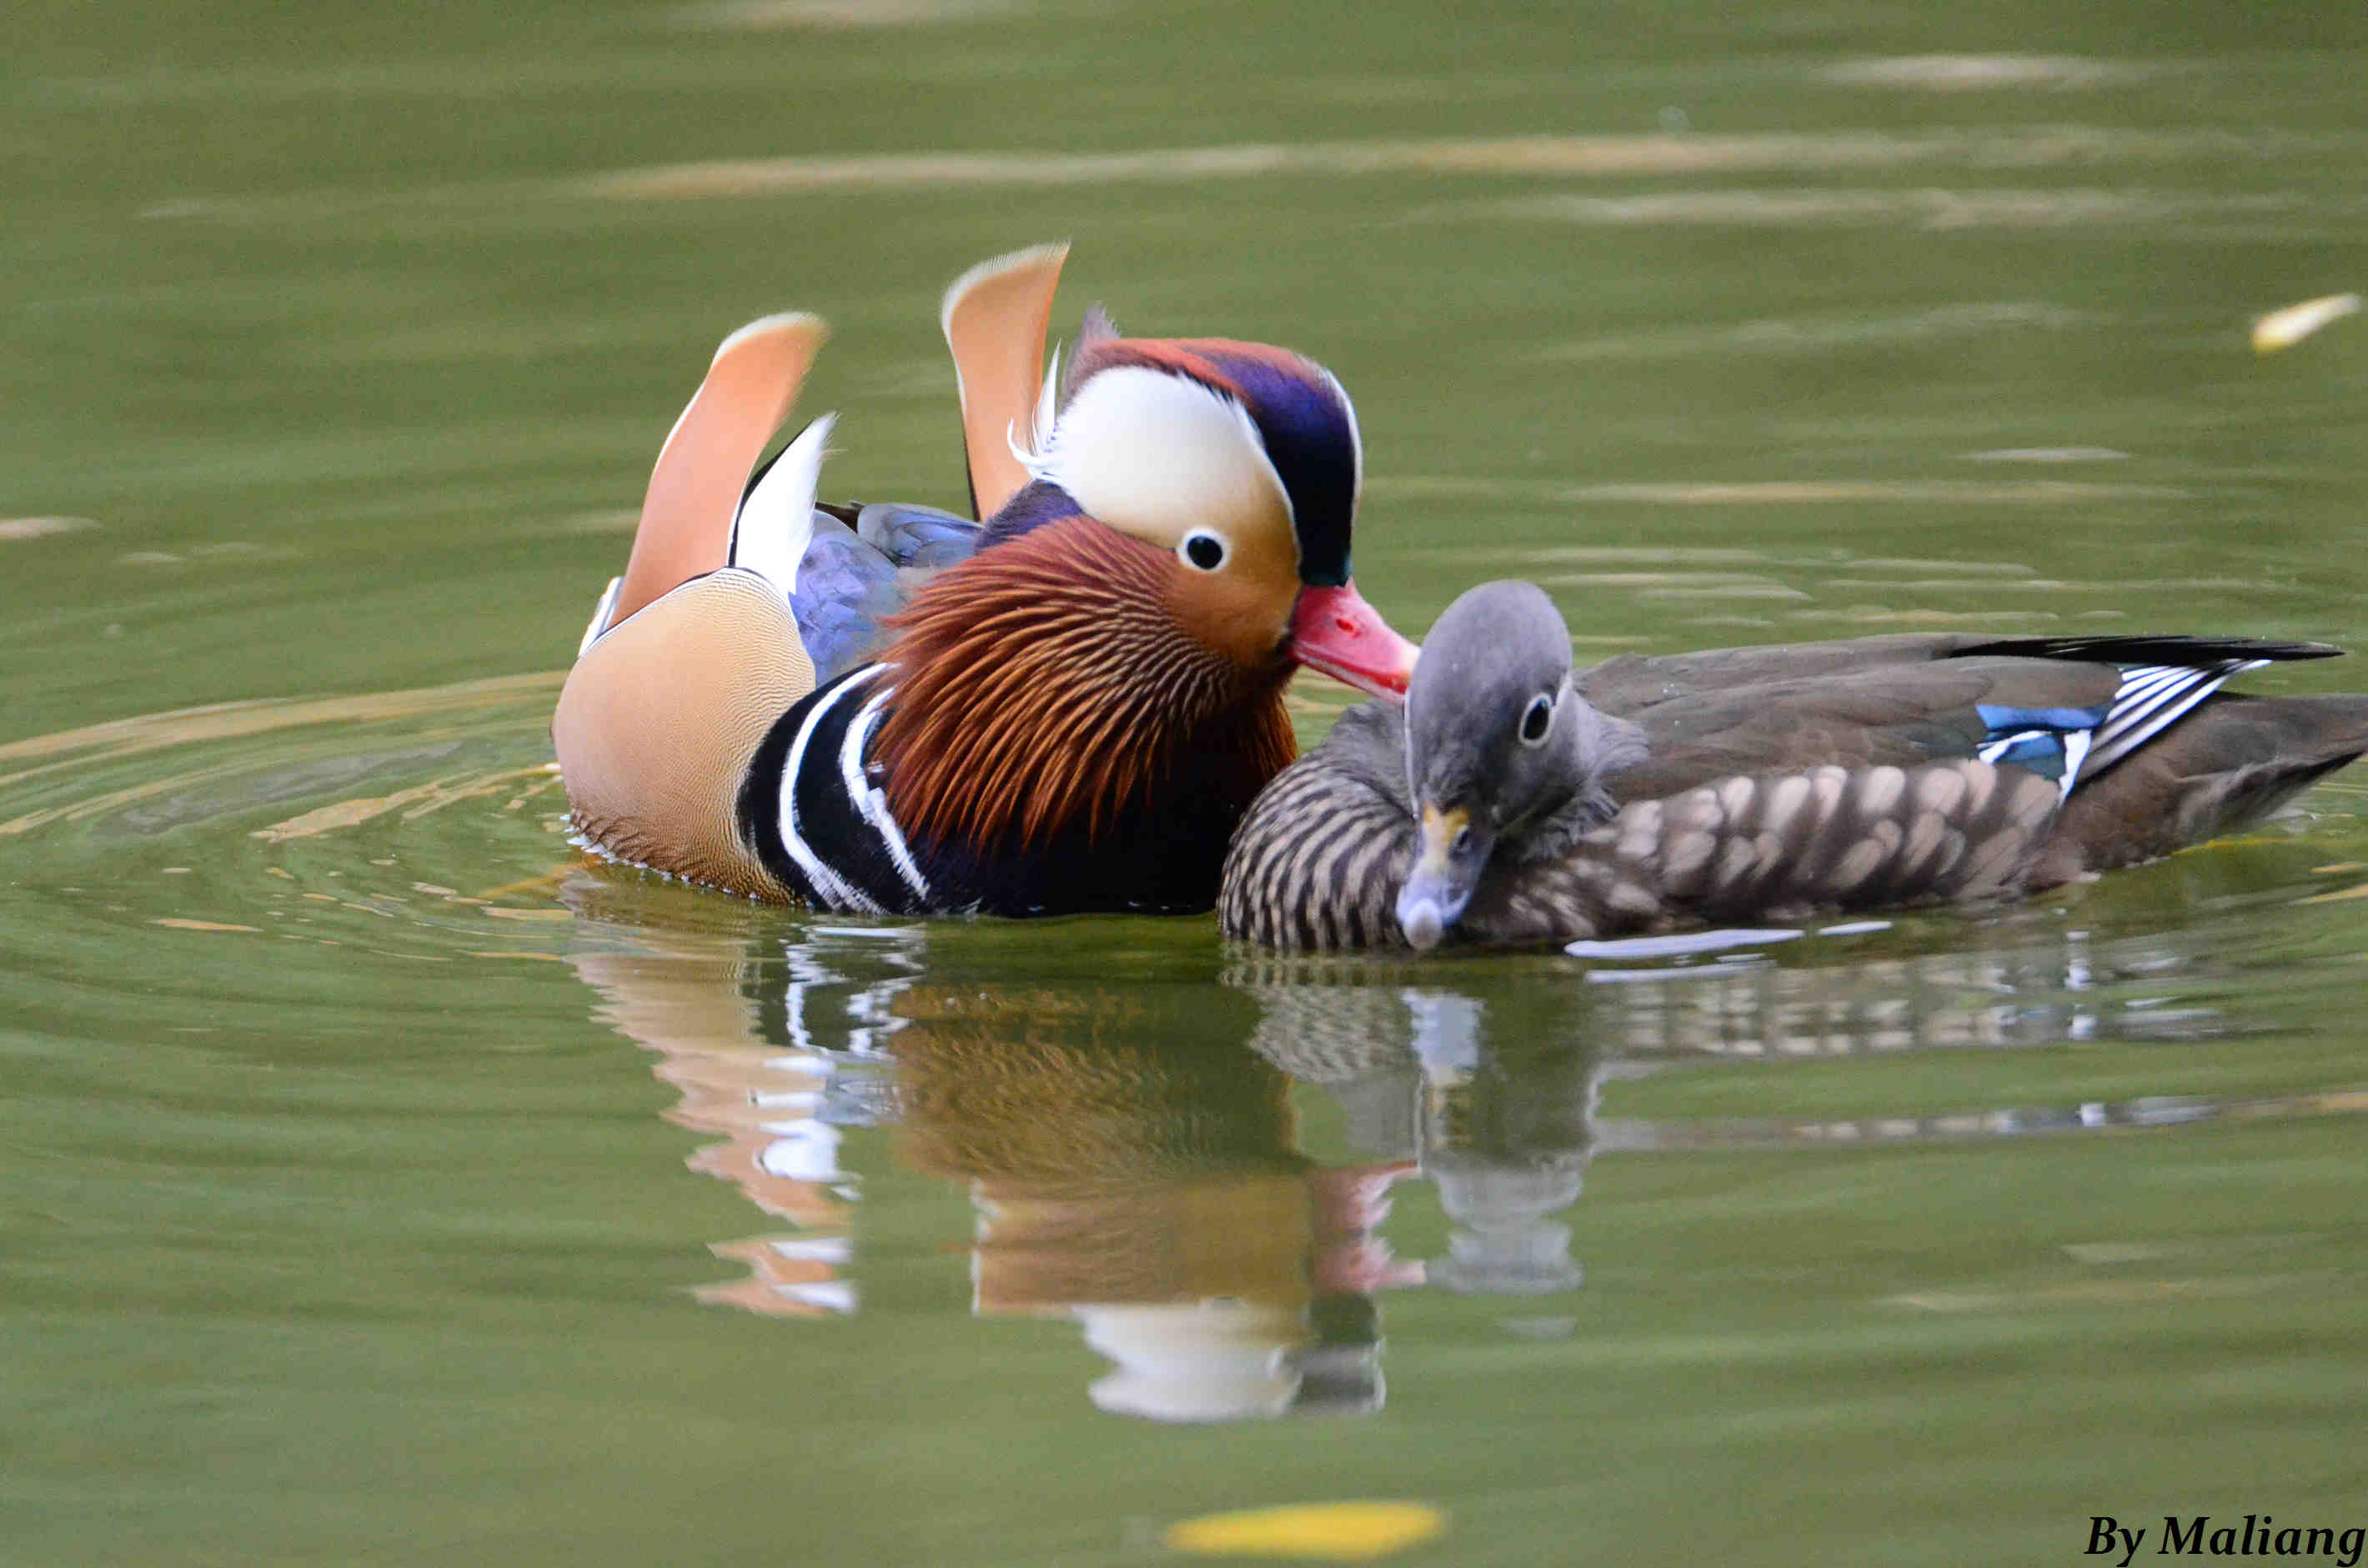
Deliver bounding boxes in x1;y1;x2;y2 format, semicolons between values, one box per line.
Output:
554;245;1419;916
1220;581;2368;950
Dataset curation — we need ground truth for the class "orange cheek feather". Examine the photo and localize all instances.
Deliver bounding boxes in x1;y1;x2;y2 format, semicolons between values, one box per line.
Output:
1166;562;1297;674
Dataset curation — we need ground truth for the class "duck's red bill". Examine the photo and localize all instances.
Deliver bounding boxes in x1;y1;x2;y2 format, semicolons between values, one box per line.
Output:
1289;583;1420;700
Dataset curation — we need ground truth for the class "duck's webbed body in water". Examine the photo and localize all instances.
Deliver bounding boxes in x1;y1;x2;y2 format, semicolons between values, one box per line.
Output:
1217;659;1660;950
554;246;1419;917
1221;581;2069;951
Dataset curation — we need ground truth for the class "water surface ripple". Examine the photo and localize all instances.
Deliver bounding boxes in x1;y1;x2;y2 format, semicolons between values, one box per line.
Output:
10;7;2368;1560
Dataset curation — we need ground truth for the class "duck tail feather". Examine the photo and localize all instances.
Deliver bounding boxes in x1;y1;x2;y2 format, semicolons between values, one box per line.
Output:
729;412;835;595
1951;633;2345;666
941;243;1070;520
605;313;827;635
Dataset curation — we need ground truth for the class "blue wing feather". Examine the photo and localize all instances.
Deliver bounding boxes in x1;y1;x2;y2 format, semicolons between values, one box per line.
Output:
1974;658;2270;797
728;423;987;679
729;427;986;681
789;519;906;681
855;503;982;570
782;506;983;681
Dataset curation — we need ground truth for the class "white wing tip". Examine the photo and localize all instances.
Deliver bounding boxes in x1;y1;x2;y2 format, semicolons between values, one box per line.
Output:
578;576;623;657
713;311;827;365
1032;343;1062;448
938;241;1072;343
1001;343;1065;481
731;412;838;595
793;408;839;454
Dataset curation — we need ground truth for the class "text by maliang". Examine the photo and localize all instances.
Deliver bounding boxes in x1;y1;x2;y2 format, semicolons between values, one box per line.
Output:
2090;1516;2365;1567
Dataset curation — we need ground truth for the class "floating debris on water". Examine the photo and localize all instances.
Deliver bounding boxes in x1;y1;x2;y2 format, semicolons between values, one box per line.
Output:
1166;1501;1447;1560
2252;293;2360;354
1965;447;2130;463
1819;54;2157;92
1568;927;1803;961
0;516;98;542
675;0;1030;24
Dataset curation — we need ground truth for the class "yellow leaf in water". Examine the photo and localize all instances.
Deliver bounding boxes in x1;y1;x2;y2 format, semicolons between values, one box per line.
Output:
2251;292;2360;353
1166;1502;1447;1560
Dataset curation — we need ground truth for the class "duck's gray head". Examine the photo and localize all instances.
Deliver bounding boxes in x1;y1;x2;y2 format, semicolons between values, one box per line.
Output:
1395;580;1639;949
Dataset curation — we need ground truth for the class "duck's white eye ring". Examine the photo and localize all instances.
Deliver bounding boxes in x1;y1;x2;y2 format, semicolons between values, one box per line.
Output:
1180;529;1228;572
1519;693;1555;746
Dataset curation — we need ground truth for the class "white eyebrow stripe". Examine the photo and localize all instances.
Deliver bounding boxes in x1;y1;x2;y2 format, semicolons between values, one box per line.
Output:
1022;363;1292;548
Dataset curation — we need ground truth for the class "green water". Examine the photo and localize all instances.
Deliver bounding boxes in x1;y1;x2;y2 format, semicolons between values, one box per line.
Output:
8;3;2368;1564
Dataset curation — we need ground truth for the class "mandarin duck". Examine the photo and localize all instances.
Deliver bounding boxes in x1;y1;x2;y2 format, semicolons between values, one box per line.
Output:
1220;581;2368;950
554;246;1418;916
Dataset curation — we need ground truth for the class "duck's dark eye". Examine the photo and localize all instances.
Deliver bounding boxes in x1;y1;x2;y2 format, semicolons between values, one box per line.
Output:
1181;531;1227;572
1519;694;1555;746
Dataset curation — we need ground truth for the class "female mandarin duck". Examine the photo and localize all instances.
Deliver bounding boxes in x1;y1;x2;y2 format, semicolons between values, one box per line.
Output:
1221;581;2368;950
554;246;1419;916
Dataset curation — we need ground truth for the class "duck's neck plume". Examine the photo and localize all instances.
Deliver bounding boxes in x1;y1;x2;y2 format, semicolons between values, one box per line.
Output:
872;517;1297;853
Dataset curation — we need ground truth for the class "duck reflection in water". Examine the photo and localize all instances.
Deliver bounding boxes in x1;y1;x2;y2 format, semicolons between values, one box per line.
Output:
887;985;1419;1421
1234;964;1611;1299
558;868;2252;1422
559;871;1630;1421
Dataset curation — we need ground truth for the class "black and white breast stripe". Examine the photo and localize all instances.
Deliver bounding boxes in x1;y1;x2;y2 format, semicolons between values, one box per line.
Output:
740;663;939;914
722;412;959;914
